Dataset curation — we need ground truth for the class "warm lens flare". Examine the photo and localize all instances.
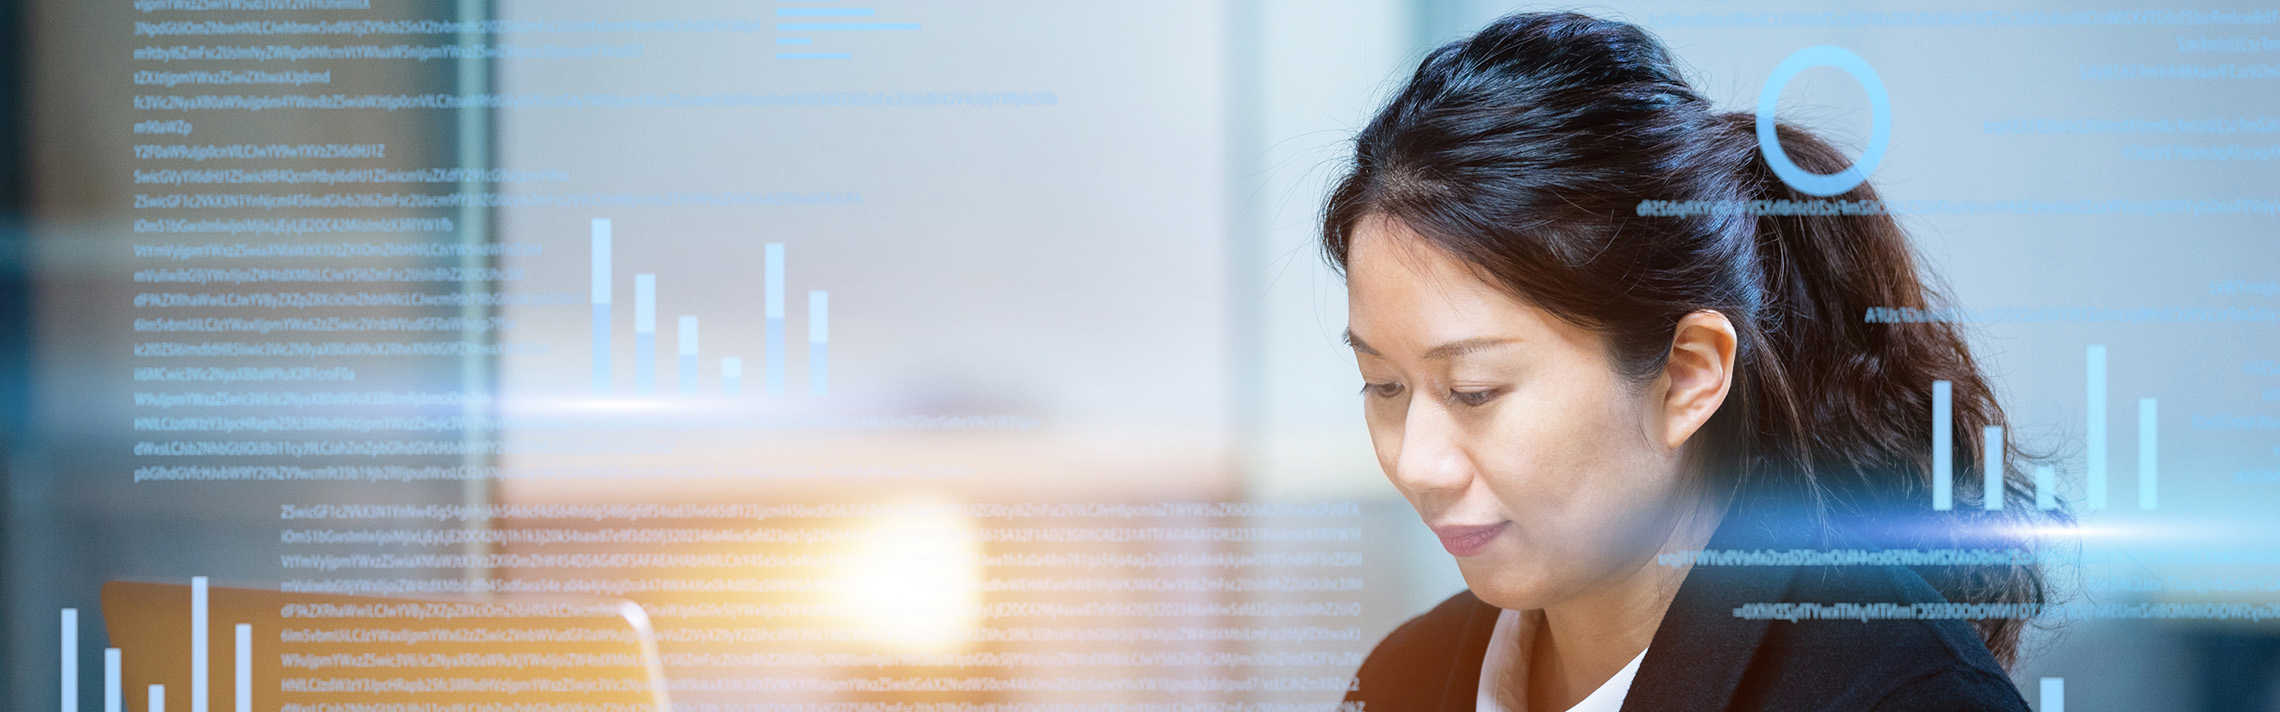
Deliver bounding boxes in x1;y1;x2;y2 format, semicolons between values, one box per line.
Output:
826;492;982;655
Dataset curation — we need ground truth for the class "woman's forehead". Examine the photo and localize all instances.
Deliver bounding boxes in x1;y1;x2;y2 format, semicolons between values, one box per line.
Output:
1350;245;1557;347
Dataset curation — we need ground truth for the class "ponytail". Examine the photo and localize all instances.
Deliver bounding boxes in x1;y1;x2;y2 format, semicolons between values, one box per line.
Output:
1719;112;2062;665
1321;11;2062;668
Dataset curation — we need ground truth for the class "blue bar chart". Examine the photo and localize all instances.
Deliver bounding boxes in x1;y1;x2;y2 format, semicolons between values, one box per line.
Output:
1931;345;2161;511
586;220;836;401
60;577;251;712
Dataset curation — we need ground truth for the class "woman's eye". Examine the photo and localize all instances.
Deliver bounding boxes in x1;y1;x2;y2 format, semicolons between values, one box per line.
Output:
1358;382;1403;399
1448;388;1503;407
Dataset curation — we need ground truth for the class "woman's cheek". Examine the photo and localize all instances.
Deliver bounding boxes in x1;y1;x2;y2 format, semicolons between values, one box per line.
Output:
1498;411;1633;555
1482;406;1586;501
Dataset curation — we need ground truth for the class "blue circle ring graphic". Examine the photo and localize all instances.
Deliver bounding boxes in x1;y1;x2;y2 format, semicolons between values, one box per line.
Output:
1755;46;1892;197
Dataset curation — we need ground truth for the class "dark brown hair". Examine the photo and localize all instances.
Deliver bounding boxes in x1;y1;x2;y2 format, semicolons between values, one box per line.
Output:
1319;11;2063;666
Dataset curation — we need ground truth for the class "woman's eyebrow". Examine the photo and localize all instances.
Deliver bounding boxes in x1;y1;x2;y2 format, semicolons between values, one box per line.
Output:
1420;337;1518;360
1343;329;1380;356
1344;329;1516;360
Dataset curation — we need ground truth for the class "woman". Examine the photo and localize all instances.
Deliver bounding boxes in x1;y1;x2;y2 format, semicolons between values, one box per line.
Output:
1326;12;2062;712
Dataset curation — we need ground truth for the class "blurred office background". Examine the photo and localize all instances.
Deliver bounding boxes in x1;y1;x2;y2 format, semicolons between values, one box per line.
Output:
7;0;2278;709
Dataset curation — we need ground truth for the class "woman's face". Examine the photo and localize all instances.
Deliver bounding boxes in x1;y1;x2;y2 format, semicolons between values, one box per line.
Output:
1344;216;1704;612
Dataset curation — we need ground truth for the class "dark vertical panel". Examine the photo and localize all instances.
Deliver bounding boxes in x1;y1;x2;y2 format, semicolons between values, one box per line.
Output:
0;0;27;696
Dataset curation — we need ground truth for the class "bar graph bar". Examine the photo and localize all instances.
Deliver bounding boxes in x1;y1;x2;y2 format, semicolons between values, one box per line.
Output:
234;624;250;712
765;243;786;395
809;290;829;396
2086;345;2107;509
591;218;612;392
1983;425;2004;510
2139;397;2158;509
1933;380;1953;510
2035;465;2057;510
723;357;743;395
634;274;657;394
62;608;77;712
192;576;207;712
2039;677;2064;712
678;316;700;395
150;684;165;712
104;648;121;712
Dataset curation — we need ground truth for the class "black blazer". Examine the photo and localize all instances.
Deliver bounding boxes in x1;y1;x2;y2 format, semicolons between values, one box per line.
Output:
1343;517;2032;711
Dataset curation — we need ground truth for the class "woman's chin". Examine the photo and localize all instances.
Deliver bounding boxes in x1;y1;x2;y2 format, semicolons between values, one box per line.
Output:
1455;560;1555;611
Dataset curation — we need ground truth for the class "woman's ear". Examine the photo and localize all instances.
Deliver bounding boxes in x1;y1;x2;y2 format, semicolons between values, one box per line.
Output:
1655;310;1738;451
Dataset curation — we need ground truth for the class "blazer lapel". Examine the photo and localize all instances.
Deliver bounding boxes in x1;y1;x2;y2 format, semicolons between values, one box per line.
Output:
1616;511;1801;712
1436;590;1505;711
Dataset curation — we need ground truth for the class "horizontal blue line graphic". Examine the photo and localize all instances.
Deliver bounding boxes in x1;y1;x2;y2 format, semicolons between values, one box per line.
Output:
776;22;918;31
777;7;876;17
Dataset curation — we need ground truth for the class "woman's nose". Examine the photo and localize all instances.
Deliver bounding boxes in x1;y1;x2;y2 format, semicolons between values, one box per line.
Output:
1390;401;1473;497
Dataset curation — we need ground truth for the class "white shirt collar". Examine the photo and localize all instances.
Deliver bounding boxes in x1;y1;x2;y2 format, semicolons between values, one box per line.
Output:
1476;607;1649;712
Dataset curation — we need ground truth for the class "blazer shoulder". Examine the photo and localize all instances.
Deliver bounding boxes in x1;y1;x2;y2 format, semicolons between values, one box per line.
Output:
1744;565;2029;710
1344;589;1496;708
1865;666;2033;712
1809;565;2020;671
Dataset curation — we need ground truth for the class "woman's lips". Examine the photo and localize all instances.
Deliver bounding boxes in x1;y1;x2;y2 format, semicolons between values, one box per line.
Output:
1431;521;1509;557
